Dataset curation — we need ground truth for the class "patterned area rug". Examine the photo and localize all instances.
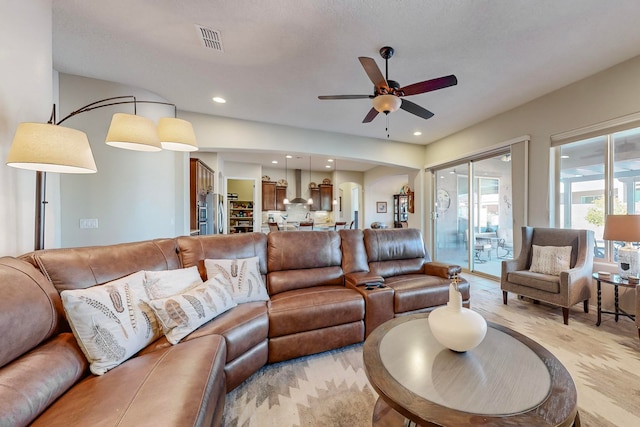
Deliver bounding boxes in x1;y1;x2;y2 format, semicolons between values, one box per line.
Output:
223;275;640;426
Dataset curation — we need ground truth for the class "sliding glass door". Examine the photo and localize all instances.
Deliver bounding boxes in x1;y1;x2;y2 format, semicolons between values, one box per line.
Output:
434;164;469;269
434;152;513;277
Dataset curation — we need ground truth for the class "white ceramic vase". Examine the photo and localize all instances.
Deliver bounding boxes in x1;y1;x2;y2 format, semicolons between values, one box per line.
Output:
428;283;487;352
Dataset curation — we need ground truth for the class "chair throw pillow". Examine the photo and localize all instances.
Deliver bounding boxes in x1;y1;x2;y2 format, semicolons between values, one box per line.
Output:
148;276;237;344
529;245;572;276
60;271;163;375
143;265;203;299
204;256;270;304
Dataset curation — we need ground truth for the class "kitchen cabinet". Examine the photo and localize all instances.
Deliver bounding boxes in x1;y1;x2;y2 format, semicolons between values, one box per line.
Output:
310;184;333;211
262;181;288;211
189;158;214;231
229;200;254;233
262;181;276;211
275;185;287;211
393;194;408;228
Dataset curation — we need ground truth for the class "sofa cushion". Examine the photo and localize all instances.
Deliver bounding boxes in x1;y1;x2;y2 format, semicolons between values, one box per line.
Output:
148;277;237;344
385;274;471;313
339;229;369;274
205;257;270;303
268;286;364;337
176;233;268;281
60;271;162;375
363;229;428;277
144;265;203;299
31;334;226;427
139;301;268;365
529;245;572;276
507;270;561;293
267;231;342;272
21;238;181;293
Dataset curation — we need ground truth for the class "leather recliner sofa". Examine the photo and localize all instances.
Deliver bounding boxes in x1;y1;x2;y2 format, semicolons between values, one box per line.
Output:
0;228;467;426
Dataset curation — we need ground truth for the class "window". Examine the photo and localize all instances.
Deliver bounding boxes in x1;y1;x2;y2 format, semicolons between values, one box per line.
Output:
558;126;640;261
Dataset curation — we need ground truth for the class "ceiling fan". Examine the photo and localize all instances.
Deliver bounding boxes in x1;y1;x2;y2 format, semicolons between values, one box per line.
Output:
318;46;457;123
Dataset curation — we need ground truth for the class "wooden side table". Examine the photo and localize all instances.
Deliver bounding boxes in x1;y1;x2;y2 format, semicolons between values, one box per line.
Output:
593;272;636;326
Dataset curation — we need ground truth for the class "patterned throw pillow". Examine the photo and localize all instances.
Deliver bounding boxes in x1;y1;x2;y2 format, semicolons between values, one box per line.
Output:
61;271;163;375
148;276;237;344
204;257;270;304
143;265;203;299
529;245;572;276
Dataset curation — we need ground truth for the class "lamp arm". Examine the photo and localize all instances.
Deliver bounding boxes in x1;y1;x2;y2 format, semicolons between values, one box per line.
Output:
55;96;177;126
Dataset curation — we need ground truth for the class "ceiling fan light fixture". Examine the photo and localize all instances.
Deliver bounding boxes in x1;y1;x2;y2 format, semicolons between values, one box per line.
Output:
372;94;401;114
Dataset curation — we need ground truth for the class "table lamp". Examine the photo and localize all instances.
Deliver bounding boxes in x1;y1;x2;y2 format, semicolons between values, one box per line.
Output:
602;214;640;279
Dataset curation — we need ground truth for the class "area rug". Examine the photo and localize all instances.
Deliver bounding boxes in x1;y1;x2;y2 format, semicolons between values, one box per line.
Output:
222;275;640;426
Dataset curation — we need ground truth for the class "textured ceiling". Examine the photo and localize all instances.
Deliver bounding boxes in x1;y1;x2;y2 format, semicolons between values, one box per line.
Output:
52;0;640;153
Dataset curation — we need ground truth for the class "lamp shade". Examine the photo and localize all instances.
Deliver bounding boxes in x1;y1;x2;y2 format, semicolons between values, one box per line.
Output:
6;123;97;173
105;113;162;152
603;214;640;242
372;94;401;114
157;117;198;151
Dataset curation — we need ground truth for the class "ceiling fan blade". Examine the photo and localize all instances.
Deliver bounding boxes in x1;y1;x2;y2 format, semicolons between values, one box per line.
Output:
400;99;434;120
400;75;458;96
362;107;379;123
359;57;388;90
318;95;372;100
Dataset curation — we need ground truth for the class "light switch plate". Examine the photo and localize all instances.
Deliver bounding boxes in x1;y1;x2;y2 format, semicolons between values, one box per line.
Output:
79;218;98;229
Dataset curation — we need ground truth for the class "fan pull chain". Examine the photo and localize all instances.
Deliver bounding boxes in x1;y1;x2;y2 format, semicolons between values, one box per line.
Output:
386;114;390;139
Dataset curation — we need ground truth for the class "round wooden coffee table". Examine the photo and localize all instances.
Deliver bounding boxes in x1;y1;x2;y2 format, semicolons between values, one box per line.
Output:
363;314;579;426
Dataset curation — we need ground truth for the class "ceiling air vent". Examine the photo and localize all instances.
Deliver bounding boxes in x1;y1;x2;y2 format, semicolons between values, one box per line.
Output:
195;25;224;52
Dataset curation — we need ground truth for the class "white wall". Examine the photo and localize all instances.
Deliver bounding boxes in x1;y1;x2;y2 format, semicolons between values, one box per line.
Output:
364;166;411;228
181;111;426;170
0;0;53;255
58;74;189;247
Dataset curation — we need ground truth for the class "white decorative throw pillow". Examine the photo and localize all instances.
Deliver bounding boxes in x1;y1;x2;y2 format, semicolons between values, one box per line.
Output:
148;276;237;344
204;257;270;304
143;266;203;299
61;271;163;375
529;245;572;276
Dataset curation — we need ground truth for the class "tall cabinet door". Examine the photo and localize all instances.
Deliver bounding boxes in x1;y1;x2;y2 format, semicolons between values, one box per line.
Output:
262;181;276;211
319;184;333;211
275;186;287;211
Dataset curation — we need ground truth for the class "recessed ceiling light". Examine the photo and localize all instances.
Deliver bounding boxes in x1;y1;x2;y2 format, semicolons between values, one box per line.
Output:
413;131;422;136
561;155;569;159
272;160;278;164
327;159;334;162
212;97;226;103
286;155;293;159
325;165;331;168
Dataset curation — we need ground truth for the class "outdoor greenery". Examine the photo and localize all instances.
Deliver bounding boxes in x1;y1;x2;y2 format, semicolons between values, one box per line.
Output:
585;197;626;226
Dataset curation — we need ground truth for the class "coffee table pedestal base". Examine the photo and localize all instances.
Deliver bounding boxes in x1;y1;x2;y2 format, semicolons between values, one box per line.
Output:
373;398;420;427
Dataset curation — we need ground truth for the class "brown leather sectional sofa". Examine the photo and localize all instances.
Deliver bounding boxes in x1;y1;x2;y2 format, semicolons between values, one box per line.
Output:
0;228;468;426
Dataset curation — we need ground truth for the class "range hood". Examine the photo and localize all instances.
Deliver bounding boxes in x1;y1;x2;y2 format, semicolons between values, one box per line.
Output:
289;169;309;205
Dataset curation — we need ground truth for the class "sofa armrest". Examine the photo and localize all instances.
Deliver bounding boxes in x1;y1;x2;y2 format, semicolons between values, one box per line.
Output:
424;262;461;279
345;271;384;287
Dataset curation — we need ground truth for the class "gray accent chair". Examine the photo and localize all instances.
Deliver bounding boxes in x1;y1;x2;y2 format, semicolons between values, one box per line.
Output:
501;226;594;325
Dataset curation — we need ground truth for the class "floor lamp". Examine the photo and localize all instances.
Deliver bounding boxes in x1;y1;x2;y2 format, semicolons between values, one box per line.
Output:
6;96;198;250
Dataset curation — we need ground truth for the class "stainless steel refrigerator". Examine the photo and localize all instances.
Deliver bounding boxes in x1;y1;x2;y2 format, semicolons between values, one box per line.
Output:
210;193;225;234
